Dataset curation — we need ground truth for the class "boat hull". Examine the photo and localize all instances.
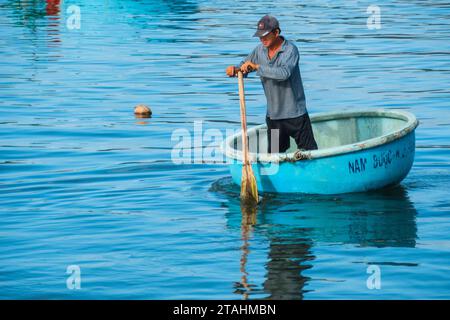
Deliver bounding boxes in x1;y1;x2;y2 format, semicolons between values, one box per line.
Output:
224;110;418;194
229;131;415;194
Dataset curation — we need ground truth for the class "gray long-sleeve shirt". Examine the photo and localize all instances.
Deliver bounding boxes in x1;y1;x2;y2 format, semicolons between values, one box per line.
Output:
237;37;307;120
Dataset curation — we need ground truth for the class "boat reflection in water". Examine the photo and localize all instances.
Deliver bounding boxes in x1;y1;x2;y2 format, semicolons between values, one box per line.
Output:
211;178;418;299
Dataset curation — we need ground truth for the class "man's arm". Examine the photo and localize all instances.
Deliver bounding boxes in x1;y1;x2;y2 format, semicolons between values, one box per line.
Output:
256;47;299;81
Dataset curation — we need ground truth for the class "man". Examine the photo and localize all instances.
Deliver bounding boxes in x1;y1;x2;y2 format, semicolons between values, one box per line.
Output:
226;15;318;153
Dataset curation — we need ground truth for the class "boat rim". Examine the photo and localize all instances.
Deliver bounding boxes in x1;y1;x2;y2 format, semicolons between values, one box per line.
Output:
222;109;419;163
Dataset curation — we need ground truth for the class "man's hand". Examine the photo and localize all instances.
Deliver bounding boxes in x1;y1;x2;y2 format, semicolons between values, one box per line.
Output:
241;61;259;74
226;65;239;77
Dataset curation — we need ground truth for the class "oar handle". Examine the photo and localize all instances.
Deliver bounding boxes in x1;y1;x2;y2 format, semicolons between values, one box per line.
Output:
237;71;249;165
237;70;259;204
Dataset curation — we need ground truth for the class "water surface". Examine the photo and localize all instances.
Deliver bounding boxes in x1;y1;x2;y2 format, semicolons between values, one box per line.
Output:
1;0;450;299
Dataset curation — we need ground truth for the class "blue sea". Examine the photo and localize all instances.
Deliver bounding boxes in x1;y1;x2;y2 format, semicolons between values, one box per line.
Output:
0;0;449;299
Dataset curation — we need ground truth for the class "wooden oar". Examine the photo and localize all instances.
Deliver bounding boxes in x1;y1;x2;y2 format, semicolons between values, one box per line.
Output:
237;70;259;205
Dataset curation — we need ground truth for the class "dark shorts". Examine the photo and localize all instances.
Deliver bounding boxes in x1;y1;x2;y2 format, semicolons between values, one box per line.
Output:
266;113;318;153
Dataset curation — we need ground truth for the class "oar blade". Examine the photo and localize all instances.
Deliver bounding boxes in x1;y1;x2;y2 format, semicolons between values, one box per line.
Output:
240;164;259;205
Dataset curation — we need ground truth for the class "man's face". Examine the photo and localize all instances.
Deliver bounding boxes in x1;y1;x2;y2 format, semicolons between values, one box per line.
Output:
259;30;278;48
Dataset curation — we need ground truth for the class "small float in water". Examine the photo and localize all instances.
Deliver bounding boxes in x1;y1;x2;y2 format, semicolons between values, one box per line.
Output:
222;109;419;194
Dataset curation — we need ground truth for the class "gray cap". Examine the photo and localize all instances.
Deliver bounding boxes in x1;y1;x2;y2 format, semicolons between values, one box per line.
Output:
253;15;280;37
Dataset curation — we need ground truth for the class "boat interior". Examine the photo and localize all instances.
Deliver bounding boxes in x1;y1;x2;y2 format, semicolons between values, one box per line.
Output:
232;113;409;154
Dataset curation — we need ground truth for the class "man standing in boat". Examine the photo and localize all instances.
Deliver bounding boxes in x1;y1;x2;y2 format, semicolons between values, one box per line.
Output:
226;15;318;153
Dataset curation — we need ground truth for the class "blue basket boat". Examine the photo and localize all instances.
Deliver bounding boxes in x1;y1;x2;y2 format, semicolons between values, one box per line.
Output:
222;109;419;194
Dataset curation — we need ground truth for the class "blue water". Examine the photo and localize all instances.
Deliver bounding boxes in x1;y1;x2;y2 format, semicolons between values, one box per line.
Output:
1;0;450;299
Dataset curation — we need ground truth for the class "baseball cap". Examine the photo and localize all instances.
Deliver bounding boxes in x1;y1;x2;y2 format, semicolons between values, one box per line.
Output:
253;15;280;37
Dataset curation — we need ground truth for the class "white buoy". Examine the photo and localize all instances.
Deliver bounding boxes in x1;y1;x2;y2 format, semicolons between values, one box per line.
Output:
134;104;152;118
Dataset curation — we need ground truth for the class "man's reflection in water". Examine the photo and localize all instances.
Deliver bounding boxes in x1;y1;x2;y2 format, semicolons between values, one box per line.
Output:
263;235;313;300
234;200;313;299
213;179;418;300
